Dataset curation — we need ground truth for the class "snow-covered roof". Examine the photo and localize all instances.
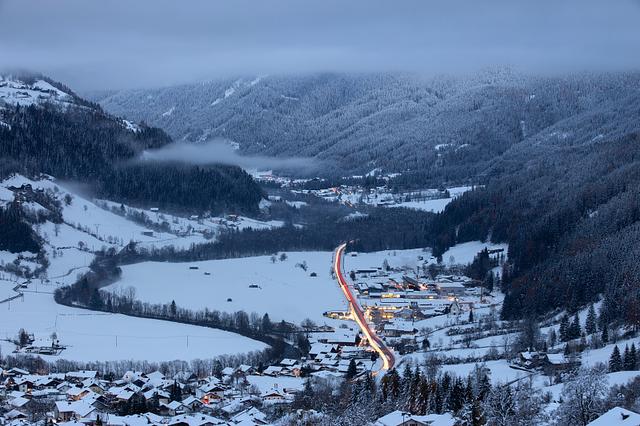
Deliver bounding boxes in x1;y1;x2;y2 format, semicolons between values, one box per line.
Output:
375;410;456;426
587;407;640;426
55;400;95;417
545;353;569;365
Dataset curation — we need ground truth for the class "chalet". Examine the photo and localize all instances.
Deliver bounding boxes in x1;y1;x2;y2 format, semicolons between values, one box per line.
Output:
4;367;29;377
54;400;97;422
402;275;421;290
66;386;92;400
221;367;235;377
5;409;27;421
517;351;543;369
196;383;226;404
542;353;580;374
374;410;456;426
448;301;462;316
9;396;32;411
436;281;467;297
65;370;98;383
14;377;34;393
231;407;268;425
382;323;417;338
236;364;255;375
160;400;185;416
182;395;205;412
308;343;338;359
262;366;284;377
261;388;289;404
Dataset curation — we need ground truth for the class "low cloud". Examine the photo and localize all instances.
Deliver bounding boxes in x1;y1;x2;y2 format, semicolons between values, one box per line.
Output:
139;139;318;172
1;0;640;90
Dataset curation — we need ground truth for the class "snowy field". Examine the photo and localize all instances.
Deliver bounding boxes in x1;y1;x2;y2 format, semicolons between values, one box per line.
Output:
344;240;507;271
1;175;207;251
0;292;267;362
388;186;474;213
108;252;348;324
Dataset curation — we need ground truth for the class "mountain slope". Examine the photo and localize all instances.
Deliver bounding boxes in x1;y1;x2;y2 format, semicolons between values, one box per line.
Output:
0;74;264;215
428;88;640;324
92;71;640;180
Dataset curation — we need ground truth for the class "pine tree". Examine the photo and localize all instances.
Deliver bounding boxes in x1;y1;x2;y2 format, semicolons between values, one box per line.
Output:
469;308;474;323
261;313;272;333
345;359;357;380
586;305;597;335
447;377;466;413
601;326;609;343
560;315;570;342
630;344;638;370
623;345;636;371
170;380;182;401
416;376;431;415
609;345;622;372
569;314;581;339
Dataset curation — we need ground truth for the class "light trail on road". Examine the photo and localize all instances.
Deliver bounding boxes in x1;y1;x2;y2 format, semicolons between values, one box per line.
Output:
334;243;395;372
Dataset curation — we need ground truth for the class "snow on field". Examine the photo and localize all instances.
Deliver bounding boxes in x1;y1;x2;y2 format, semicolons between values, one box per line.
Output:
380;186;474;213
389;198;453;213
97;200;283;240
0;293;267;362
440;241;508;266
0;175;208;250
0;77;72;107
343;241;507;271
108;252;347;324
581;335;640;367
0;281;19;302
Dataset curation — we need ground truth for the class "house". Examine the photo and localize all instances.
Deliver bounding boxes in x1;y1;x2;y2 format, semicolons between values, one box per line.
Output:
382;323;417;338
54;400;97;422
65;370;98;383
197;383;227;405
279;359;297;367
5;409;27;421
161;400;185;416
436;281;467;297
308;343;338;359
542;353;580;374
587;407;640;425
517;351;543;369
262;366;284;377
447;301;462;316
231;407;268;425
374;410;456;426
9;396;31;411
261;388;289;404
182;395;205;411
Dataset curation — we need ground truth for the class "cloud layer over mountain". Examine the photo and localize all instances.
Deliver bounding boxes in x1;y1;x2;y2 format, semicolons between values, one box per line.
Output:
1;0;640;90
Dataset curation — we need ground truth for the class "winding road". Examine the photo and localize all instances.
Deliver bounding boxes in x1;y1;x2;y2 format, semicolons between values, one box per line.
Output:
334;243;395;371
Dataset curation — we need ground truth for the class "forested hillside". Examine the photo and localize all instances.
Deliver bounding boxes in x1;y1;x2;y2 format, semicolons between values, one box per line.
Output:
93;71;640;181
429;89;640;325
0;74;263;215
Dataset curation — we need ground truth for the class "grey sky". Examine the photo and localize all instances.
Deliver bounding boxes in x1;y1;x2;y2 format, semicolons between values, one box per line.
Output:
1;0;639;90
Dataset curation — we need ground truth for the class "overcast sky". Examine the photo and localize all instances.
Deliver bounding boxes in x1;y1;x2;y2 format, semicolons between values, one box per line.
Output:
1;0;639;90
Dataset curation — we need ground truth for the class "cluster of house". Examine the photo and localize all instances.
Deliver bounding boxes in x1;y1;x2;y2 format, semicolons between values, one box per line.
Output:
0;365;298;425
